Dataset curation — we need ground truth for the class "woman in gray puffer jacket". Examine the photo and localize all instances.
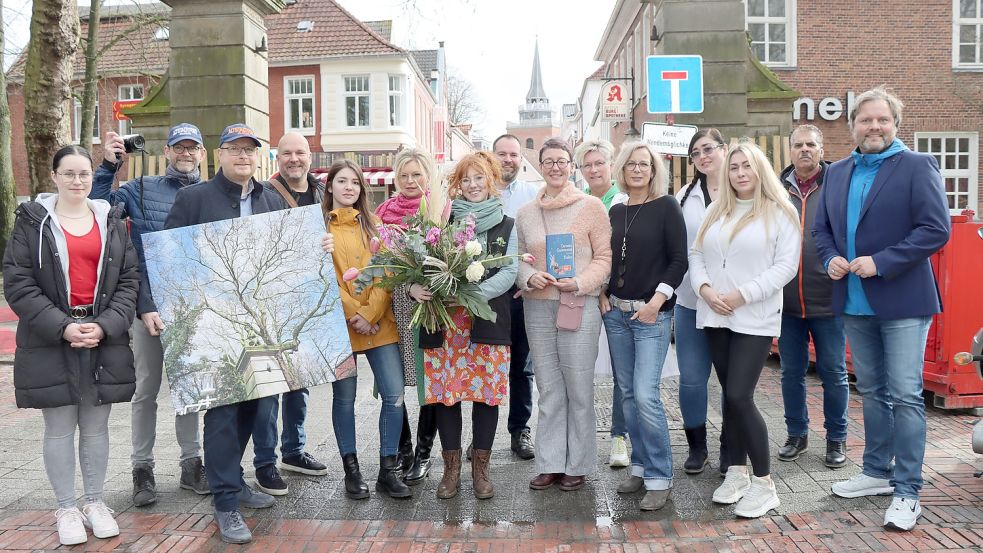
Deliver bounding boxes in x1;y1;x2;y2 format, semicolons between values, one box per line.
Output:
2;145;139;546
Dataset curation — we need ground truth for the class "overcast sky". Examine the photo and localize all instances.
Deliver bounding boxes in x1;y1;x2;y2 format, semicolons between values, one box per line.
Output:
3;0;616;138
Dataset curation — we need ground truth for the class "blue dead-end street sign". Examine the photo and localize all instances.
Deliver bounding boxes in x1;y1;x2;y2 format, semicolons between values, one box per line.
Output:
647;55;704;114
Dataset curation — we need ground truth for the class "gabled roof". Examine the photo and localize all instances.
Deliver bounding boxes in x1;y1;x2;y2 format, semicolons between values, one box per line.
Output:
588;64;607;80
266;0;403;63
6;6;170;80
410;50;438;75
363;20;392;41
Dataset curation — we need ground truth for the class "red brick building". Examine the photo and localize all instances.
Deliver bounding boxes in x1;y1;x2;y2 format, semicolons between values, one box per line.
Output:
585;0;983;216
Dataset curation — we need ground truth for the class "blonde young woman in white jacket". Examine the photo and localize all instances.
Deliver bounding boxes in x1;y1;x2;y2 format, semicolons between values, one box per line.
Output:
689;142;800;519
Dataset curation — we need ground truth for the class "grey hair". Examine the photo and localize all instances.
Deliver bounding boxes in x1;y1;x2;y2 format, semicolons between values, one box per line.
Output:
849;86;904;129
790;124;824;146
573;139;616;166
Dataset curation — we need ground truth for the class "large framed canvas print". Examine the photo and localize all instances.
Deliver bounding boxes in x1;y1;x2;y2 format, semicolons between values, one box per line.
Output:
143;205;354;415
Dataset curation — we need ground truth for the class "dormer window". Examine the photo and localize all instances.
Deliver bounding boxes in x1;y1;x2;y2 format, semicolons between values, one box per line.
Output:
297;20;313;32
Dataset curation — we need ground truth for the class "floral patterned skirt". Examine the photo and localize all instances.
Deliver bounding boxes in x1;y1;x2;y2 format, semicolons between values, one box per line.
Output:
423;307;510;406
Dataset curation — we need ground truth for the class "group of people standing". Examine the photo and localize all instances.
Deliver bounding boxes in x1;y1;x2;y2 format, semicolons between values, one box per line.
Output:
2;86;951;546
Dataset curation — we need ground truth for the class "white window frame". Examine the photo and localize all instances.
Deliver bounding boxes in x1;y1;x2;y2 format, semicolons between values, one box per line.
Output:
954;0;983;69
284;75;316;135
72;95;100;144
745;0;797;68
344;75;370;128
388;74;404;127
915;131;979;214
117;84;145;135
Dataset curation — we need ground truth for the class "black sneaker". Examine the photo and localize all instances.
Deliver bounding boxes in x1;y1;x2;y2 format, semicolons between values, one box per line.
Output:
180;457;211;495
132;464;157;507
280;452;328;476
511;430;535;460
255;464;289;496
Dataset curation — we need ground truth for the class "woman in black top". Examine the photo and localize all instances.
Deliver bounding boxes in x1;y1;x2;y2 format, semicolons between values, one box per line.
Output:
600;142;688;512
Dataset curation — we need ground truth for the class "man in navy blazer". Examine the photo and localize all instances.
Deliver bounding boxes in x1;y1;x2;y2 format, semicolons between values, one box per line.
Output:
813;87;950;532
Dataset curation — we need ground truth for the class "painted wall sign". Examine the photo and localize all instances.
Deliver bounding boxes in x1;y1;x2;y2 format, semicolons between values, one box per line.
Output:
793;91;856;121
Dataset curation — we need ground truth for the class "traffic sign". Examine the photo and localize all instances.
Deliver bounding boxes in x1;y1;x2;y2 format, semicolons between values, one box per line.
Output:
642;123;698;156
646;55;704;114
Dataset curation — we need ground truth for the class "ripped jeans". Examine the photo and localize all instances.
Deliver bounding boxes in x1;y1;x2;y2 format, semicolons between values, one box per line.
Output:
332;343;405;457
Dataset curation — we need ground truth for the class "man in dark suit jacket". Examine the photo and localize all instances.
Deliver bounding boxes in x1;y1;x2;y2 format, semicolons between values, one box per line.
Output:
813;87;951;532
165;123;287;544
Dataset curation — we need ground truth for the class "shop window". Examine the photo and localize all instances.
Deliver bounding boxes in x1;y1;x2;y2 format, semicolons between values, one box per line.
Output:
956;0;983;68
344;75;370;128
285;76;315;134
118;84;144;135
745;0;796;68
915;132;979;213
526;138;534;149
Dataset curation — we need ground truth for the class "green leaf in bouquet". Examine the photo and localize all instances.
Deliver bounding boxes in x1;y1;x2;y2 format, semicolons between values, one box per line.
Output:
457;285;497;323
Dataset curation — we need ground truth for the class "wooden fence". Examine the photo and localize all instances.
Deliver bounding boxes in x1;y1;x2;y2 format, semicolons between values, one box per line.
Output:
125;149;274;181
668;135;792;194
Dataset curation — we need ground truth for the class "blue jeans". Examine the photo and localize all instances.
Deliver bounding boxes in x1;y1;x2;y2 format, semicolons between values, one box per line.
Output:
778;315;849;442
332;343;405;457
603;308;673;490
674;305;714;429
610;367;627;438
843;315;932;500
252;388;309;468
203;399;259;511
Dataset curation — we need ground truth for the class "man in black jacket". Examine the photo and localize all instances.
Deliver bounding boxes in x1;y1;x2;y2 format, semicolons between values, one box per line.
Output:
164;124;287;544
250;132;328;496
776;124;849;469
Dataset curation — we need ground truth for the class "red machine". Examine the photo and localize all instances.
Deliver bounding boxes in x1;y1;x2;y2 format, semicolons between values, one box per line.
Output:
772;215;983;410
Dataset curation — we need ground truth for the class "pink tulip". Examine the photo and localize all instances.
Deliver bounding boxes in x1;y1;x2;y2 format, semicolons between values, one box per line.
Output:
521;253;537;264
369;237;381;254
342;268;360;282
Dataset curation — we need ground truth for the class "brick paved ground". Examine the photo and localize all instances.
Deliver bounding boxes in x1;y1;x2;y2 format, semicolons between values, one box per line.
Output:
0;300;980;551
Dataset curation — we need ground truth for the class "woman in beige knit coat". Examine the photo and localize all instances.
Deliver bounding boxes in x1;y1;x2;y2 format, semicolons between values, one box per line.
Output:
516;137;612;492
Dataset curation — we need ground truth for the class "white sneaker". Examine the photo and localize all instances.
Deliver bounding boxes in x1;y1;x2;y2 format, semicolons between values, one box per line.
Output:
883;497;921;531
830;473;894;498
55;507;87;546
734;476;781;518
609;436;630;468
81;501;119;539
712;465;751;504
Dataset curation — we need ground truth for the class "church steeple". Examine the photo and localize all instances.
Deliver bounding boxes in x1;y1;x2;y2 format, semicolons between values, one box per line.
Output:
526;38;547;104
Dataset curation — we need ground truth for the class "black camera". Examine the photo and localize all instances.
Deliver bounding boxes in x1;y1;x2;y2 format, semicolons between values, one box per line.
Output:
122;134;145;153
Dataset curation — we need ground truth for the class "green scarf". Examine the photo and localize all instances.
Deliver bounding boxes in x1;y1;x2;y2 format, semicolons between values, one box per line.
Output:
451;197;504;234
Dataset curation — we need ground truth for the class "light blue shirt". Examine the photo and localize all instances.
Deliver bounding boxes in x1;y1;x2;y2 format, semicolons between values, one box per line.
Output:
239;180;255;217
498;179;540;218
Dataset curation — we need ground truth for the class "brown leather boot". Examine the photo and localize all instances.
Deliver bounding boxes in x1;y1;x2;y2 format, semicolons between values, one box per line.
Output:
471;449;494;499
436;449;461;499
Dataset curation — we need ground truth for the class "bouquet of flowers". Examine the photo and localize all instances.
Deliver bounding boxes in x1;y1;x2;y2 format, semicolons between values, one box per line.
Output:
342;199;532;333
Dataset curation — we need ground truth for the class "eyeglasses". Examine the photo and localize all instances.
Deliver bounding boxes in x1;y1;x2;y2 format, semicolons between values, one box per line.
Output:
57;171;93;182
278;150;310;159
581;161;609;171
625;161;652;172
541;159;570;169
220;146;259;156
169;144;202;154
690;144;723;159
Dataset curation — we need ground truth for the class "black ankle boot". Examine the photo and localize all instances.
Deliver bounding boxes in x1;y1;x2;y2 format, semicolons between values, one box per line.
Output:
376;455;412;498
405;404;438;485
825;440;847;468
778;435;809;461
342;453;369;499
683;425;709;474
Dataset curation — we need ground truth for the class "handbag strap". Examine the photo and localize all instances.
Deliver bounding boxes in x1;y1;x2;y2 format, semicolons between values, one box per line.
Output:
268;178;299;208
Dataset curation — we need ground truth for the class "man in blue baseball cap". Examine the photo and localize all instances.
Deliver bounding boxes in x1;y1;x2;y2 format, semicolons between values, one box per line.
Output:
165;122;289;544
92;124;210;509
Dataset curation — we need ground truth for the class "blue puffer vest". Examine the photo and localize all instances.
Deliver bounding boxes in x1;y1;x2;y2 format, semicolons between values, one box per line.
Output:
92;159;198;314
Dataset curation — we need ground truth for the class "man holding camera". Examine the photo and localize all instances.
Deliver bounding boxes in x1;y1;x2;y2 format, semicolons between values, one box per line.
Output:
92;124;210;507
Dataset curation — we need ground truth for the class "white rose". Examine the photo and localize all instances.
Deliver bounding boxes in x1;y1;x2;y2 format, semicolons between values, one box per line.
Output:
465;240;482;257
465;261;485;283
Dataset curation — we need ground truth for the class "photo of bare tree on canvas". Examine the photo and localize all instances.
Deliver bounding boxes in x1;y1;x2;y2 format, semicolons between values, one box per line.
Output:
142;205;354;415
